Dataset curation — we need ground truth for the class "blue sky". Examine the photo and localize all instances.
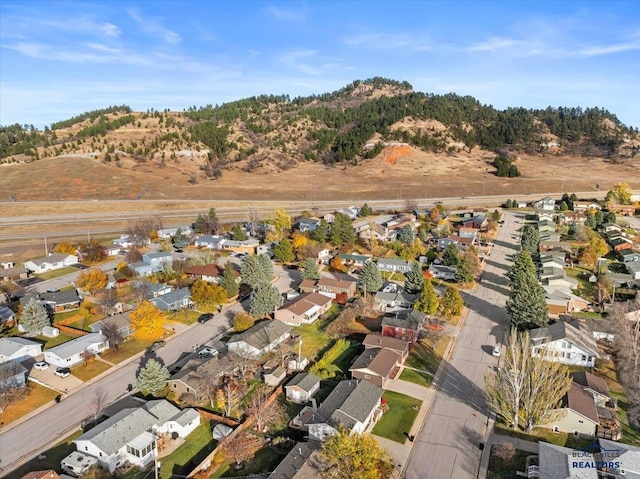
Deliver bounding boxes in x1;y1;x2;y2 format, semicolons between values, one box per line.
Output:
1;0;639;128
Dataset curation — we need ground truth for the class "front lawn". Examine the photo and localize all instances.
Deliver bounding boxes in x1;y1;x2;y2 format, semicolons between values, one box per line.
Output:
486;446;530;479
294;322;330;359
0;382;59;425
7;429;82;479
399;367;433;387
372;390;422;443
565;266;593;297
71;359;111;381
168;310;201;325
101;338;151;363
494;423;592;450
159;423;216;478
35;266;79;281
406;337;451;377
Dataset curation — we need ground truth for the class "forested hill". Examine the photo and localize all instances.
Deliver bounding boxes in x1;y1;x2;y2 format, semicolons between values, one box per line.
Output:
1;77;638;175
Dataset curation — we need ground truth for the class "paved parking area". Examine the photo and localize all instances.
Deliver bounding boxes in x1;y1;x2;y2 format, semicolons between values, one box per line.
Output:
28;366;83;392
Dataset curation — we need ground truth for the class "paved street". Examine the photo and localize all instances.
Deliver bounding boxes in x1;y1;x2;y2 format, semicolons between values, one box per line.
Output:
0;266;297;474
404;211;521;479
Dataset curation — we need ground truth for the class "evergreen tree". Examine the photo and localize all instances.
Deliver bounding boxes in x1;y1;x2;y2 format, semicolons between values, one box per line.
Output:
506;250;548;329
231;224;249;241
505;199;513;208
359;203;373;216
414;278;439;316
397;225;414;245
312;219;330;242
441;286;464;320
20;298;49;336
358;261;383;294
240;255;269;288
258;254;274;280
221;261;239;298
250;283;283;317
455;256;475;284
330;213;356;247
273;239;295;263
301;257;320;281
442;243;461;267
172;227;189;248
404;262;424;294
136;359;170;396
521;225;540;254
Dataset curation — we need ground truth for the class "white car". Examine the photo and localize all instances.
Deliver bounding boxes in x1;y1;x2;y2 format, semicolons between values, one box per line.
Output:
33;361;49;371
54;367;71;378
492;346;501;357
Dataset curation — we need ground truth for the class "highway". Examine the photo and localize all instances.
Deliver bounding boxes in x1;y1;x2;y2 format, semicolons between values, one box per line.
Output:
0;265;298;475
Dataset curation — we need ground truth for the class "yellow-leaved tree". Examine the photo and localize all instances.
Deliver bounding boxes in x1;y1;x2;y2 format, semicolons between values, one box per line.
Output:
53;241;77;255
76;269;108;295
130;301;165;340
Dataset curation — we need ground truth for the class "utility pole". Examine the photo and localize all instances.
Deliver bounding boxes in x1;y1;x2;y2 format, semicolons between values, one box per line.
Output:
44;236;48;256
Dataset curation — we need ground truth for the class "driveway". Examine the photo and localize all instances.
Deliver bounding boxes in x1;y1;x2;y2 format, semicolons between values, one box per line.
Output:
28;366;84;393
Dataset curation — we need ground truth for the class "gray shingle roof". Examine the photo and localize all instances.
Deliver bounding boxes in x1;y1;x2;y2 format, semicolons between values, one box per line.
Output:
143;399;180;423
228;320;292;351
530;320;600;358
40;290;80;305
168;408;199;427
26;253;74;267
46;333;107;360
150;287;191;309
286;372;321;393
538;442;598;479
269;441;324;479
381;309;426;330
0;337;41;357
598;439;640;473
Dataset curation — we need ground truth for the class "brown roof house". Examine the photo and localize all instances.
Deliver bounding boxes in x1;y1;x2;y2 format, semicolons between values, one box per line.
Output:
362;334;410;362
349;348;402;388
317;277;357;299
186;263;240;283
542;381;600;437
20;470;61;479
274;293;333;326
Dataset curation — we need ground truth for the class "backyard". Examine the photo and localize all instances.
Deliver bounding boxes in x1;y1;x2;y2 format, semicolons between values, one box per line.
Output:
212;446;288;478
486;445;530;479
372;390;422;444
159;423;217;478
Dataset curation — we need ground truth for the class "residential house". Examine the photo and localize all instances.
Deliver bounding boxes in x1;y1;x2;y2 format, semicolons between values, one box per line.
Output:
72;400;199;473
44;333;109;368
221;238;260;255
186;264;239;283
618;249;640;263
530;320;600;367
542;382;600;437
597;439;640;478
297;218;320;233
129;261;153;276
626;261;640;280
304;379;383;441
561;211;587;224
336;206;360;220
323;213;336;224
540;241;572;253
268;441;323;479
285;373;321;404
132;281;172;299
141;252;173;273
447;234;475;250
316;277;357;299
570;371;611;408
543;286;590;315
19;470;62;479
457;226;479;239
611;237;633;252
374;291;418;312
539;252;567;270
264;366;287;386
0;306;17;328
113;235;148;248
317;248;332;265
337;253;370;269
605;271;634;287
603;223;623;234
40;290;82;312
149;287;193;312
428;264;457;281
227;320;292;358
539;267;579;290
573;202;602;213
89;312;133;338
559;315;617;343
167;355;237;400
61;452;99;476
533;197;556;211
376;258;412;274
611;204;636;216
362;334;410;362
0;266;29;282
274;293;333;326
24;253;78;274
349;348;402;388
381;309;427;343
157;226;192;239
194;235;226;249
359;223;395;242
0;337;43;363
0;360;28;387
535;442;598;479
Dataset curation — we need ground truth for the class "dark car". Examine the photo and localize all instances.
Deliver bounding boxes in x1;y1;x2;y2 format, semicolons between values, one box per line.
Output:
148;340;166;352
238;292;251;302
54;367;71;378
197;313;214;323
174;249;184;253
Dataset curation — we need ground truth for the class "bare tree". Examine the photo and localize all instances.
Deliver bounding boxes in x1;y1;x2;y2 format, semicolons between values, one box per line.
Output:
132;281;151;303
81;348;95;366
126;216;163;246
0;362;27;413
404;198;418;213
612;299;640;426
245;385;285;432
101;320;124;352
91;386;108;425
221;432;257;467
98;287;119;316
247;207;261;238
196;373;220;408
125;246;143;264
228;352;258;381
326;306;358;338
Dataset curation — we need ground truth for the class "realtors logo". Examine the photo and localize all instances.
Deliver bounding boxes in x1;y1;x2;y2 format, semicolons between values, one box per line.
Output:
571;441;622;470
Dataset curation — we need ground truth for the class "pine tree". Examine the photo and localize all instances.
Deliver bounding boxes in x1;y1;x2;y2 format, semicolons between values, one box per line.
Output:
258;253;274;280
506;250;548;329
172;227;189;248
440;286;464;319
312;219;330;242
330;213;356;247
442;243;461;267
521;225;540;255
359;203;373;216
231;224;249;241
221;261;239;298
358;261;382;294
301;258;320;281
414;278;439;316
136;359;169;396
273;239;295;263
250;283;283;317
404;262;424;294
20;298;49;336
240;255;269;289
455;256;475;284
397;225;414;245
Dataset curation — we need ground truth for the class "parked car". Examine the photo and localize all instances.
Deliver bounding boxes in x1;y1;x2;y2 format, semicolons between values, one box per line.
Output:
148;340;166;352
54;367;71;378
492;345;501;357
197;313;214;323
33;361;49;371
198;346;217;359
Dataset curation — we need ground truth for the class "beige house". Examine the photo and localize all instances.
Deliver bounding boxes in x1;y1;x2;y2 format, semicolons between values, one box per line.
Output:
274;293;333;326
543;382;599;437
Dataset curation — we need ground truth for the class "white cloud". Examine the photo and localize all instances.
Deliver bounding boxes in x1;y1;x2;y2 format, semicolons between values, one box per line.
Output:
101;22;121;37
578;38;640;57
279;49;321;75
264;5;305;22
468;37;517;52
128;9;181;45
342;32;431;52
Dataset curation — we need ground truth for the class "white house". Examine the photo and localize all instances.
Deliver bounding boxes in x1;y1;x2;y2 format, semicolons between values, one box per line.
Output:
73;400;199;473
157;226;192;239
227;320;292;358
376;258;412;274
533;197;556;211
44;333;109;368
141;252;173;273
0;337;43;363
317;248;332;265
597;439;640;478
149;287;193;312
530;320;600;367
24;253;78;274
285;372;321;404
194;235;226;249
